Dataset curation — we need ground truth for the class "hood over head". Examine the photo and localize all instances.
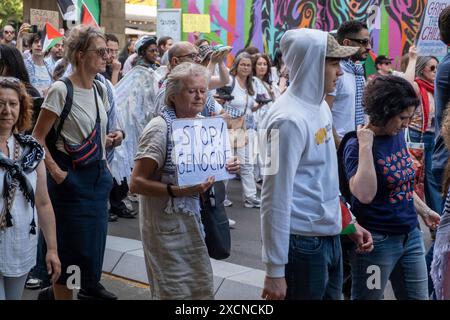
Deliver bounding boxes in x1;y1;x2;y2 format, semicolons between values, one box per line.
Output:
281;28;328;106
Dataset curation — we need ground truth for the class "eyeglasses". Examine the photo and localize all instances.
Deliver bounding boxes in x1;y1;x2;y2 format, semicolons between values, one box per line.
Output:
428;65;438;72
86;47;109;57
176;52;199;60
382;61;392;65
3;30;14;35
347;38;371;46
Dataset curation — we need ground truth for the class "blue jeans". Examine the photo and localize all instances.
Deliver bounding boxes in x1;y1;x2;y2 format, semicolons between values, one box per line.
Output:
349;227;428;300
408;129;442;214
285;234;342;300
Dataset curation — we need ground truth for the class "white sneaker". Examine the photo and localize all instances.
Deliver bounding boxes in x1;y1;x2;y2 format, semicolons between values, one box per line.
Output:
244;197;261;208
223;199;233;207
128;193;139;203
228;219;236;227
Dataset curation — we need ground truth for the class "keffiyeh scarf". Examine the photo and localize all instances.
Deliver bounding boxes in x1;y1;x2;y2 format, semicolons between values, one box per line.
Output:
0;134;44;235
160;107;201;219
341;59;366;128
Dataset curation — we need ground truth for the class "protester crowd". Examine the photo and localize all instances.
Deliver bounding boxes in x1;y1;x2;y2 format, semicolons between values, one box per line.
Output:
0;5;450;301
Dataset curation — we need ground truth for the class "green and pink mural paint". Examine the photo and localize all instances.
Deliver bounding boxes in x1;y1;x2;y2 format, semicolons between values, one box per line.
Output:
158;0;428;73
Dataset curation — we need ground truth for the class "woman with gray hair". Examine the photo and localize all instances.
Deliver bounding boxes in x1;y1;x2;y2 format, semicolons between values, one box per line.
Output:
130;62;239;299
32;25;114;300
405;45;441;216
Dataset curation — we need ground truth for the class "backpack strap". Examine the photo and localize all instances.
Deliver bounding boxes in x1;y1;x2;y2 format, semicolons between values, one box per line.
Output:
54;77;74;140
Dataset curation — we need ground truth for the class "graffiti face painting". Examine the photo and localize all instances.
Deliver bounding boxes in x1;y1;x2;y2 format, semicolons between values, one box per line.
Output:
160;0;427;65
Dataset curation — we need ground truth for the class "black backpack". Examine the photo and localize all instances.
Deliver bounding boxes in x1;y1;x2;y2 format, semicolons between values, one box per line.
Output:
45;77;103;157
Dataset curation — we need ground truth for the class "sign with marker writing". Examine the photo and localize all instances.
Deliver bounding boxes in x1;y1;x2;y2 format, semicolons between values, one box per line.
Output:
416;0;450;57
171;117;234;187
182;14;211;33
157;9;181;42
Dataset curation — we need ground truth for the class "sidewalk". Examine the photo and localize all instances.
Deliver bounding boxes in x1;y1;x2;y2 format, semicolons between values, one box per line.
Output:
103;235;265;300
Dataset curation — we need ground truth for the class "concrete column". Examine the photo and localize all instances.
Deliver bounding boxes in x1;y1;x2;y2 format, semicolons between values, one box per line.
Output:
100;0;125;48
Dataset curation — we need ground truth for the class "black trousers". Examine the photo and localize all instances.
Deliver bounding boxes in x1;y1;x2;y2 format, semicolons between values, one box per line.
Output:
109;178;129;213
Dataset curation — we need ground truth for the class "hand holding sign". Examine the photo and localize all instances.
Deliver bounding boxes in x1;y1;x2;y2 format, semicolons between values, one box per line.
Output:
171;117;235;187
175;176;216;197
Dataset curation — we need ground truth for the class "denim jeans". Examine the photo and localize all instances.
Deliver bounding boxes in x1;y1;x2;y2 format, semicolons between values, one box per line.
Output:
285;234;343;300
349;227;428;300
408;129;442;214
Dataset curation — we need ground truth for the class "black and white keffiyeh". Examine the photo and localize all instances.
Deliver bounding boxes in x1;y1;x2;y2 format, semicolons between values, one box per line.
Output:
0;134;44;235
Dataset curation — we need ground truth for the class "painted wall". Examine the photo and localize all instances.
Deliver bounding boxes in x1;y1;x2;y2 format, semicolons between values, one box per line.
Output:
158;0;427;67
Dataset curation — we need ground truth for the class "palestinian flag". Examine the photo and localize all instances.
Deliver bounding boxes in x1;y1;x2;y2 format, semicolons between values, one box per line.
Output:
79;0;101;28
340;198;357;235
42;22;64;52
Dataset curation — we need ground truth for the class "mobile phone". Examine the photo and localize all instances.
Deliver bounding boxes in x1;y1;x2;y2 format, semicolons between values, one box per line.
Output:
30;25;38;33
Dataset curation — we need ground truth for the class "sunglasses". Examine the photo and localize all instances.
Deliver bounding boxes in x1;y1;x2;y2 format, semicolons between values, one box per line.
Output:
428;65;437;72
86;47;109;57
347;38;371;46
176;52;199;60
3;30;14;35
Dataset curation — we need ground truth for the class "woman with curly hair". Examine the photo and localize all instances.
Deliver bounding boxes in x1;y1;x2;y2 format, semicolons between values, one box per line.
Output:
341;75;441;299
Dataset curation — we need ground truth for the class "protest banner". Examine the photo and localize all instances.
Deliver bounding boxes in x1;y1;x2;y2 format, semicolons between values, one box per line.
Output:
171;117;234;187
30;9;60;31
182;14;211;33
157;8;181;42
416;0;450;57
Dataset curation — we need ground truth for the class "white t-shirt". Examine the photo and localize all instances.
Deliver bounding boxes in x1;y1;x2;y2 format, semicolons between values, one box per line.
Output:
0;136;38;277
329;67;357;138
225;76;266;116
42;80;109;158
33;64;52;96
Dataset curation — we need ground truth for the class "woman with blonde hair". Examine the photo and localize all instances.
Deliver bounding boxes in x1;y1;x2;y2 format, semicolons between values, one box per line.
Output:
131;62;239;299
33;25;114;300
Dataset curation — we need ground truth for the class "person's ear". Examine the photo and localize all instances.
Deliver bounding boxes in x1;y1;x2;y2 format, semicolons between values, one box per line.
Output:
342;39;351;46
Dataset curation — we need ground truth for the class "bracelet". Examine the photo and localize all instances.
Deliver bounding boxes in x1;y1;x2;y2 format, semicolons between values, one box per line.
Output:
167;183;176;198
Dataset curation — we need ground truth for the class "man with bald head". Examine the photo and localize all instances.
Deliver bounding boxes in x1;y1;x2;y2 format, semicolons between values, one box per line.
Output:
1;25;16;46
154;42;200;114
167;41;200;69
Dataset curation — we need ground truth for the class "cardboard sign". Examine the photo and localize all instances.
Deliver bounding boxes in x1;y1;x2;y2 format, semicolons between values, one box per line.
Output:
416;0;450;57
182;14;211;33
30;9;60;31
171;117;234;187
157;9;181;42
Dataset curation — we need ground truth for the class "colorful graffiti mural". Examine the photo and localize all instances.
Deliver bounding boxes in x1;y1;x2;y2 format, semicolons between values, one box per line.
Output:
159;0;428;70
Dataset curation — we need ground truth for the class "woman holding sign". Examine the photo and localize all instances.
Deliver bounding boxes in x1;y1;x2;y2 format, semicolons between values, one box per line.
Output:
131;62;239;300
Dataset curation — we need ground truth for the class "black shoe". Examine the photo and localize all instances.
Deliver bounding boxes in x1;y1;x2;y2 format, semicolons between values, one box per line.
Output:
108;213;118;222
114;208;136;219
77;283;118;300
37;286;55;300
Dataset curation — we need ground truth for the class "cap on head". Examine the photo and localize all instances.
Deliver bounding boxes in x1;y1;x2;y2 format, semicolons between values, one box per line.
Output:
325;34;359;58
135;35;157;55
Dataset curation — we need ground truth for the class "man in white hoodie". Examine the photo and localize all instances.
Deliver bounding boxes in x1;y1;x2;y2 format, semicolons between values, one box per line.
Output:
260;28;374;300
